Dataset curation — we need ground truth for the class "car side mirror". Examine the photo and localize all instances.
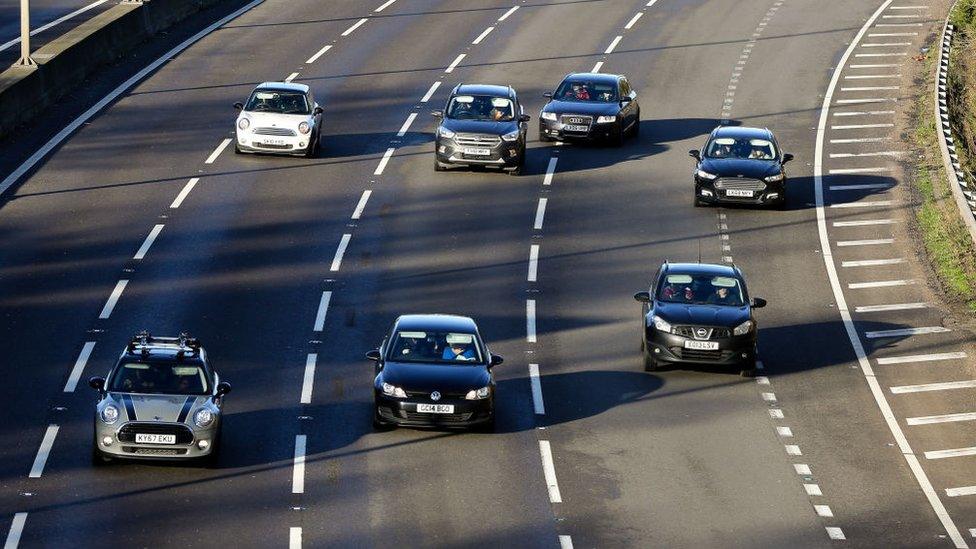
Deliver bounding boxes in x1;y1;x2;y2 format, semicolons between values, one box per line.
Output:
519;114;531;123
431;110;443;118
490;355;504;367
216;381;232;397
751;297;767;309
88;376;105;391
233;102;244;110
313;106;323;115
689;149;701;161
782;153;794;164
633;291;651;303
365;349;381;362
543;92;553;99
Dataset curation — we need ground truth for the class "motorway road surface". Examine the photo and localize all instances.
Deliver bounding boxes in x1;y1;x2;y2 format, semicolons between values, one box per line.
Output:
0;0;973;547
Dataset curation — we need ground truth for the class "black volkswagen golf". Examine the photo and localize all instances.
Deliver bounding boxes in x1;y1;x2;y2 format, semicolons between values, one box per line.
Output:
539;72;640;146
433;84;530;175
690;126;794;209
634;262;766;374
367;315;503;431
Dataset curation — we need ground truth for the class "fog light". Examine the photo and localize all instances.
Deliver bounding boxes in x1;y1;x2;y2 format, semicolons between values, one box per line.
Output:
197;440;210;450
438;145;447;153
509;149;518;157
766;193;779;200
653;348;661;354
299;142;306;148
101;436;113;447
701;189;714;197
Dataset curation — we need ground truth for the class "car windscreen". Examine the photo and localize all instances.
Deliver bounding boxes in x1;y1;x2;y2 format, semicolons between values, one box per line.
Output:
657;274;746;307
386;331;485;364
244;90;310;114
705;137;777;160
109;362;210;394
553;80;618;102
446;95;515;121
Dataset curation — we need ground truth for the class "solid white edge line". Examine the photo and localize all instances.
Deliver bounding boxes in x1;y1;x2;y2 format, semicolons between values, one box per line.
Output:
330;235;351;272
170;178;199;209
351;190;372;220
498;6;518;21
421;81;442;103
877;351;967;365
558;535;574;549
625;12;643;29
445;53;466;73
813;2;966;545
604;35;623;54
313;291;332;332
529;363;545;415
527;299;537;343
289;527;302;549
292;435;306;493
472;26;494;45
305;44;332;64
28;425;59;478
528;244;539;282
300;354;316;404
133;224;165;260
374;0;397;12
397;113;417;137
342;17;368;37
205;138;232;164
539;440;562;503
534;198;548;230
4;513;27;549
98;280;129;319
374;148;395;175
63;341;96;392
543;157;558;185
0;0;110;52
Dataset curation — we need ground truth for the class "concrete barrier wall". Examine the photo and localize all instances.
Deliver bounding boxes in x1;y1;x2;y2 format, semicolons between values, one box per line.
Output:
0;0;220;140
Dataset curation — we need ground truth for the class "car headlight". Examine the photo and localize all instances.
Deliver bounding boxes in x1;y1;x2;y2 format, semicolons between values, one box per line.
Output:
733;320;755;336
765;173;784;182
696;169;718;180
438;127;455;139
382;383;407;398
465;386;490;400
541;112;557;121
100;404;119;424
237;117;250;131
193;408;215;428
298;122;311;135
501;130;519;142
596;115;617;124
652;315;673;334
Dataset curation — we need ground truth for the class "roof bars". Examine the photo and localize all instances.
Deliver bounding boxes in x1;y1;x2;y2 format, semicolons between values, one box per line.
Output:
126;330;201;359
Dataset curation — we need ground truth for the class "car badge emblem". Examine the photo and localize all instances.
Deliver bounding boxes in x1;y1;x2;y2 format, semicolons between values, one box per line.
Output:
153;416;162;421
430;391;441;401
695;328;708;338
737;174;744;178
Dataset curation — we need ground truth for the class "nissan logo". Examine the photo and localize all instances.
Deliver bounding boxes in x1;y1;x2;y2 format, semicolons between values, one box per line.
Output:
430;391;441;401
569;117;585;124
695;328;708;338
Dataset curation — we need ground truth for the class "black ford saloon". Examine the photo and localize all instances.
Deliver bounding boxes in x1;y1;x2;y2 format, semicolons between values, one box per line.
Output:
634;262;766;374
690;126;794;209
367;315;503;430
539;72;640;146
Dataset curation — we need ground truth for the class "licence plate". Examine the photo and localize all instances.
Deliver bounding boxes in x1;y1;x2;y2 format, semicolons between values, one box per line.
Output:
262;138;286;146
463;147;491;156
684;341;719;350
564;124;588;132
135;433;176;444
726;189;754;197
416;404;455;414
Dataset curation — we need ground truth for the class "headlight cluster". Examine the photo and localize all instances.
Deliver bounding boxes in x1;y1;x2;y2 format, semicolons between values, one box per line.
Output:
382;383;407;398
193;408;215;428
541;112;557;121
465;386;490;400
100;404;119;424
298;122;311;135
501;130;519;142
764;173;784;182
596;115;617;124
438;127;456;139
237;117;250;131
733;320;755;336
652;315;672;334
696;169;718;180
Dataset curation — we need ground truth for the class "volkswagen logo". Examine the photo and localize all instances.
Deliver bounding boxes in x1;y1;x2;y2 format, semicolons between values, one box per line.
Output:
695;328;709;339
569;117;585;124
430;391;441;401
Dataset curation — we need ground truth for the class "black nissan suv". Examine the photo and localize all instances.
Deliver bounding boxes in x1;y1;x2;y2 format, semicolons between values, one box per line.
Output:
634;262;766;374
690;126;794;209
433;84;530;175
539;72;639;146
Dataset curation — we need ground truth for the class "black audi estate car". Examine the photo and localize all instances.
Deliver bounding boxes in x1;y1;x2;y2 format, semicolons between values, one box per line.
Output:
539;72;640;146
432;84;530;175
690;126;794;209
634;262;766;374
367;314;503;431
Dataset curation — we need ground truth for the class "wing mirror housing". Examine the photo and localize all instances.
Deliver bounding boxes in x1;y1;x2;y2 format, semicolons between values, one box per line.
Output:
313;106;324;115
233;102;244;110
782;153;794;164
489;355;504;368
689;149;701;161
365;349;382;362
216;381;232;397
519;114;531;123
633;291;651;303
88;376;105;391
431;110;443;118
543;92;553;99
751;297;767;309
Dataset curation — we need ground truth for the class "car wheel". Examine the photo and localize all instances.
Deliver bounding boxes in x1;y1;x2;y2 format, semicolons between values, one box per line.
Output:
643;350;661;372
372;407;393;431
509;152;525;176
630;111;641;137
612;128;625;147
434;157;446;172
776;192;788;211
478;414;496;433
234;144;243;154
693;192;704;208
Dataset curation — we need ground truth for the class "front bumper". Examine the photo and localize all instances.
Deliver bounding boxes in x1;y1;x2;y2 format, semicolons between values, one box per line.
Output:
236;130;312;155
645;328;756;367
94;420;219;460
539;118;619;141
374;393;493;428
695;176;786;206
435;138;522;167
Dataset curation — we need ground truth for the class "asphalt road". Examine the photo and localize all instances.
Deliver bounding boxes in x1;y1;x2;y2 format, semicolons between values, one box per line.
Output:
0;0;972;547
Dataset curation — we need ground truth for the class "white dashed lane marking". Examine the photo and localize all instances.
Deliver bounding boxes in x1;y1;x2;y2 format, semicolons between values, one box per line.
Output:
528;244;539;282
351;190;372;220
396;113;417;137
539;441;562;503
826;527;846;540
292;435;306;494
289;527;302;549
374;148;395;175
421;81;441;103
445;54;466;73
558;535;574;549
305;44;332;64
805;483;823;496
63;341;96;392
837;238;895;247
878;352;967;365
330;235;352;272
133;224;165;260
864;326;950;339
848;279;915;289
28;425;59;478
534;198;548;230
204;138;232;164
313;291;332;332
529;364;545;415
625;12;643;29
794;464;812;475
374;0;396;11
890;380;976;394
285;72;299;83
543;157;558;185
341;18;368;37
170;178;199;209
98;280;128;319
526;300;537;343
946;486;976;498
300;354;317;404
498;5;518;21
854;302;927;312
472;26;494;44
924;447;976;460
4;513;27;549
907;412;976;426
604;36;622;54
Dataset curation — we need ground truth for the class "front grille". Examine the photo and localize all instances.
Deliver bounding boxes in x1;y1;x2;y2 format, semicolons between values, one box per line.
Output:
253;127;296;137
118;423;194;444
404;390;467;399
455;134;501;147
672;348;735;362
560;114;592;132
254;143;293;150
673;326;731;339
714;178;766;191
123;447;188;456
403;411;473;422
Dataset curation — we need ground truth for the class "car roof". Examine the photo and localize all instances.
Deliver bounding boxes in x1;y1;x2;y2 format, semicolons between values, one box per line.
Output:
255;82;310;94
394;314;479;333
118;333;209;367
454;84;514;98
564;72;621;84
710;126;773;140
662;262;741;278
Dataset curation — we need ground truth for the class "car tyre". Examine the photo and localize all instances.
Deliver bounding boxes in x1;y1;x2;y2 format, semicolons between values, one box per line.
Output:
612;128;625;147
630;111;641;138
234;144;243;154
434;157;447;172
509;151;525;176
739;357;758;377
693;193;704;208
477;413;496;433
775;192;788;211
304;133;319;158
372;407;394;431
643;350;661;372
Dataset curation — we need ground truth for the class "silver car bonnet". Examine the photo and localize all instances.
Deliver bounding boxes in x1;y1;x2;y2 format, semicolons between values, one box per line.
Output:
113;393;201;422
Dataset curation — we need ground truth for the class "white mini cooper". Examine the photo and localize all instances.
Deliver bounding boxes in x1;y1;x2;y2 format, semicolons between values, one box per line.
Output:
234;82;323;157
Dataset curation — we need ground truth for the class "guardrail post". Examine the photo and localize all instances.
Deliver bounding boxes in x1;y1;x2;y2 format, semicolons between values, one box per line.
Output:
16;0;36;66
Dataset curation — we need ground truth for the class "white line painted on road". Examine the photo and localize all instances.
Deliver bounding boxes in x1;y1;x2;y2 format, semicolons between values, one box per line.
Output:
833;109;896;115
0;0;110;52
445;54;466;73
646;0;658;5
946;486;976;497
64;341;96;392
528;245;539;282
625;12;644;29
527;300;537;343
815;505;834;517
849;279;914;288
855;302;927;312
205;139;232;164
421;81;441;103
826;527;846;540
836;96;899;102
786;444;802;456
891;380;976;394
558;536;574;549
830;151;904;158
762;392;777;402
98;280;128;319
794;464;812;475
375;148;395;175
342;18;368;36
838;238;895;247
29;425;59;478
498;5;519;21
841;85;900;90
591;61;604;73
292;435;306;493
170;178;199;209
925;447;976;460
539;441;562;503
4;513;27;549
472;26;494;44
831;200;894;207
529;364;545;415
831;123;895;130
133;224;165;260
829;167;891;174
878;352;967;365
313;291;332;331
756;376;770;385
285;72;299;83
833;219;896;227
865;326;950;338
777;426;794;437
907;412;976;426
289;527;302;549
330;235;351;272
769;409;784;419
844;74;902;78
604;36;623;54
804;483;822;496
829;183;892;190
534;198;548;230
862;42;912;47
306;44;332;64
397;113;417;137
543;157;558;186
301;354;316;404
374;0;397;11
352;190;372;220
831;134;891;140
